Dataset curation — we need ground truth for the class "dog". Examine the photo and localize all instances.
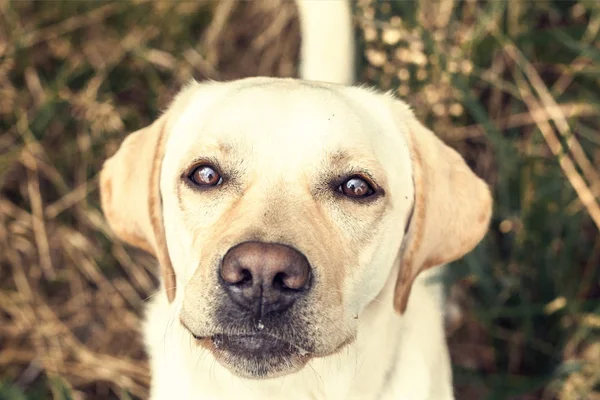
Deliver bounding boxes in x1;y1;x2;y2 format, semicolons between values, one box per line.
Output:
100;2;492;399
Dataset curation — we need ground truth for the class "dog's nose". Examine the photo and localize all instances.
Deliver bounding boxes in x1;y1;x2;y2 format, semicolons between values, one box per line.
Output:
220;241;312;315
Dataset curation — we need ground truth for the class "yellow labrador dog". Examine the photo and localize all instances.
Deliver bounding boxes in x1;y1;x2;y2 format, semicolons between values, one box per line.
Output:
100;2;491;399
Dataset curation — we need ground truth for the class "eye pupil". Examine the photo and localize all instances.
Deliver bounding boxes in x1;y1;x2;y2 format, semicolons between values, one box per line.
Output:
341;176;374;198
190;165;222;187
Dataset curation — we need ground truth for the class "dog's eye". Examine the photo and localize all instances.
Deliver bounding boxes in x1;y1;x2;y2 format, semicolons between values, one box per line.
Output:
189;165;222;187
339;176;375;198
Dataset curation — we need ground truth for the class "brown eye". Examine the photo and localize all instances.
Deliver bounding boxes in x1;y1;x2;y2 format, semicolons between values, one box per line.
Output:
190;165;222;187
339;176;375;198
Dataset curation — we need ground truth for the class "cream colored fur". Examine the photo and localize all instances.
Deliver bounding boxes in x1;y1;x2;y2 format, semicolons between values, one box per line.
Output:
100;2;492;399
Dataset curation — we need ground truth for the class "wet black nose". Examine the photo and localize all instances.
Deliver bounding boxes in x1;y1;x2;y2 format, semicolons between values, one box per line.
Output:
219;241;312;316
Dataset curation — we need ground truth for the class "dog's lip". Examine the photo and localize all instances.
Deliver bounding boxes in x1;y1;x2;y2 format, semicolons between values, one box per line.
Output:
181;322;311;356
212;333;307;355
181;320;353;359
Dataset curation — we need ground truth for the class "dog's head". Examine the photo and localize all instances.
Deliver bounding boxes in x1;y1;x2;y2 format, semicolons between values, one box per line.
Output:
100;78;491;379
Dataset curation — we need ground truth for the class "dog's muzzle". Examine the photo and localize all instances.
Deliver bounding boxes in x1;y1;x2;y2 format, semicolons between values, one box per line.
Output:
183;241;315;377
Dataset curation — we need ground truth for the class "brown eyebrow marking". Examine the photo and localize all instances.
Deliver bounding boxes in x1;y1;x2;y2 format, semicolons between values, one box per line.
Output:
327;150;352;169
325;150;384;182
218;141;233;155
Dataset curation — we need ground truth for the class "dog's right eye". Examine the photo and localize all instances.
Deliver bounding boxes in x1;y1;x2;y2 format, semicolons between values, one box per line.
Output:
189;165;223;187
337;175;376;199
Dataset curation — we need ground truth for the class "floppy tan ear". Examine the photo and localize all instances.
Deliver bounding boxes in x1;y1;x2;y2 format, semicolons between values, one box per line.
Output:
391;100;492;314
100;114;176;302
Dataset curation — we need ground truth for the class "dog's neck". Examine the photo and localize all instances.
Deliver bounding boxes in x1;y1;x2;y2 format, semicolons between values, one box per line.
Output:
144;268;453;400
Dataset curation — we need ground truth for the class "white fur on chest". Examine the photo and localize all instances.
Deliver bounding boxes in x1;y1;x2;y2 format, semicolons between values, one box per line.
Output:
143;269;454;400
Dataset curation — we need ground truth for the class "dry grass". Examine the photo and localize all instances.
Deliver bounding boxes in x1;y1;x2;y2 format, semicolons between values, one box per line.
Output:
1;1;599;399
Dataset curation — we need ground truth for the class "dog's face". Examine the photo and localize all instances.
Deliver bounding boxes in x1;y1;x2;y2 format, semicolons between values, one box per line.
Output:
100;78;492;379
161;79;414;377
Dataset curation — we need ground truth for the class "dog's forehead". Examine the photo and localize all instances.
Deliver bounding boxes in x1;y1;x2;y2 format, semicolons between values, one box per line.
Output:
205;86;358;145
168;80;397;160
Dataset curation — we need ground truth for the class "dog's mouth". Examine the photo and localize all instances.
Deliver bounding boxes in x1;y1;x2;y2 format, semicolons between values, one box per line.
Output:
190;331;310;357
184;325;312;378
211;333;309;357
181;318;354;379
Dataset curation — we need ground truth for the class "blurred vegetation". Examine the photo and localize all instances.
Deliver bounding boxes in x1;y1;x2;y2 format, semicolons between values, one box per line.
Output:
0;0;599;399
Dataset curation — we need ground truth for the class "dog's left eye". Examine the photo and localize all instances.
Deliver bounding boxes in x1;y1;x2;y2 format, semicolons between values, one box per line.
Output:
338;176;375;198
189;165;223;187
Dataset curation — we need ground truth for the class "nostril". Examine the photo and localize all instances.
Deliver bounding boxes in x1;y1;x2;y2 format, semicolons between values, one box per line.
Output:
272;272;289;291
221;263;254;287
237;269;252;286
276;269;310;291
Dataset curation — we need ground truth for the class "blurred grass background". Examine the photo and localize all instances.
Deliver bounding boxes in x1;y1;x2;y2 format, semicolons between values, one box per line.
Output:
0;0;598;399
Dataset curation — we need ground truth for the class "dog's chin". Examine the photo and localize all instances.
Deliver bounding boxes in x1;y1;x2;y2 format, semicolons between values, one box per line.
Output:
199;334;310;379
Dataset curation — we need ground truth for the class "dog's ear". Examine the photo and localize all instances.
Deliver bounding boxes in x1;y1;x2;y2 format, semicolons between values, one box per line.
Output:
100;114;176;302
391;100;492;314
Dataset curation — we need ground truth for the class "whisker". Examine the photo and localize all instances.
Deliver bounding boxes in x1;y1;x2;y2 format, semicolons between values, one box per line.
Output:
142;286;177;303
